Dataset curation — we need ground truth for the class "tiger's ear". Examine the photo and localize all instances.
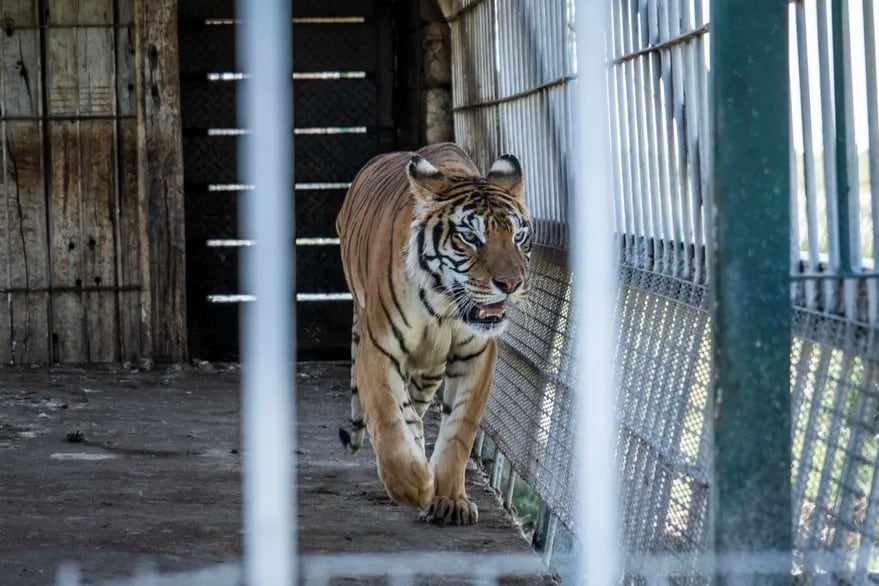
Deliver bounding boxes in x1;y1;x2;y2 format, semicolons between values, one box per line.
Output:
487;154;523;200
407;155;449;201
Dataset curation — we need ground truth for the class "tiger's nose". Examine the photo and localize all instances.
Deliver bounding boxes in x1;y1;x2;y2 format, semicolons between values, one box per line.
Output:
492;277;522;294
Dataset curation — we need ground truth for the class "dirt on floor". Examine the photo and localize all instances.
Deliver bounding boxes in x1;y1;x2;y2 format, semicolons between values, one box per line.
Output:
0;362;553;585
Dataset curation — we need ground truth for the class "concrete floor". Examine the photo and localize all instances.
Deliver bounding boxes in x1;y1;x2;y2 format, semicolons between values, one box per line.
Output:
0;362;552;585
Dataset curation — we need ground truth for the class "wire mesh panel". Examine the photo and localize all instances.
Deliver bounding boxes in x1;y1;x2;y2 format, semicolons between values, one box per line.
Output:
787;0;879;580
447;0;716;574
607;0;712;573
450;0;879;581
447;0;582;544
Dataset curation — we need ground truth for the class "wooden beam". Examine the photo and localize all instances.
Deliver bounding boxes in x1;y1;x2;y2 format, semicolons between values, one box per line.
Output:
135;0;187;362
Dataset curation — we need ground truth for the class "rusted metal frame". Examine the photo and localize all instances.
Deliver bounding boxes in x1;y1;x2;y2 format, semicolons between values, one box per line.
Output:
450;75;574;113
610;23;709;66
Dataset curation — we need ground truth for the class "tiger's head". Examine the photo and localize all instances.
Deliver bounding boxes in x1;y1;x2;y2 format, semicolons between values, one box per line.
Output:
406;153;532;336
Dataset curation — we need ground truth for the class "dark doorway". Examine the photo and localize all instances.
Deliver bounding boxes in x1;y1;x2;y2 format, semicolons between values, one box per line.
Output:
178;0;395;360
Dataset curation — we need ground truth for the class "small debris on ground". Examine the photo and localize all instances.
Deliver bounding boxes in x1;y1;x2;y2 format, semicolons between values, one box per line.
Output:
66;430;85;443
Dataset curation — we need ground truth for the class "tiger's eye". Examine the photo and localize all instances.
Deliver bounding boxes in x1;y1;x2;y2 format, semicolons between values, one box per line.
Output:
459;231;482;247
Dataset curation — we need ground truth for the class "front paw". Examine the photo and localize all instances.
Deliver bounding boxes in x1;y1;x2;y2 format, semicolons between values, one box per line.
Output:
418;496;478;525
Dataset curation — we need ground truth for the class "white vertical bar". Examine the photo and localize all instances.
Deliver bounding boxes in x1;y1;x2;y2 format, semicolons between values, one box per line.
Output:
607;10;627;242
626;0;650;268
611;0;636;263
817;0;840;310
634;0;658;272
658;0;684;277
681;0;704;283
573;0;620;584
795;1;820;309
864;0;879;323
835;0;862;321
237;1;295;585
668;0;692;278
647;0;671;275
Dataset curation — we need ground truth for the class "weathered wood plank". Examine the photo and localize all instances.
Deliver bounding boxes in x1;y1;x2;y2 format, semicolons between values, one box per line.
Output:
45;28;80;116
76;18;119;362
46;26;115;117
48;120;86;362
0;27;42;116
80;120;118;362
116;0;134;26
116;26;136;117
10;293;50;363
0;0;38;28
1;126;15;362
46;18;117;363
136;0;187;361
1;9;46;363
117;119;143;362
2;121;50;363
47;0;113;25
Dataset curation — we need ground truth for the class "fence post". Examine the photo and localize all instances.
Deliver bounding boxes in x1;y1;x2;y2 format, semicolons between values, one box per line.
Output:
709;0;791;582
238;1;296;584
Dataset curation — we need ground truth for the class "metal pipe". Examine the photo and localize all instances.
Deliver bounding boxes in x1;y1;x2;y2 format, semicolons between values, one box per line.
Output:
831;0;858;276
863;0;879;323
710;0;792;580
237;1;296;584
572;0;620;582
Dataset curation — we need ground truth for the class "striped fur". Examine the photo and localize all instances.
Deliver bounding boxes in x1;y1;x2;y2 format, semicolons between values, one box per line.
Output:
335;143;532;524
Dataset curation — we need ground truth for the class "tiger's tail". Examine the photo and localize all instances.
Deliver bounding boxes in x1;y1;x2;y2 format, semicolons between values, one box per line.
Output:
339;310;366;454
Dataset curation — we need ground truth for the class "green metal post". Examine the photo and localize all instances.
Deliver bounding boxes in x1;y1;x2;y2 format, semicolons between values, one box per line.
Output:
710;0;792;583
831;0;855;273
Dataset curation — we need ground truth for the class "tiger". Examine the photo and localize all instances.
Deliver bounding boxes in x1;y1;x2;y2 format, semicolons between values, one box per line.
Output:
335;142;532;525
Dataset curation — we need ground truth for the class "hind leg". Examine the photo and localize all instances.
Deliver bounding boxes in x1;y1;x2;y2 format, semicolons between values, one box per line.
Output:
339;310;367;452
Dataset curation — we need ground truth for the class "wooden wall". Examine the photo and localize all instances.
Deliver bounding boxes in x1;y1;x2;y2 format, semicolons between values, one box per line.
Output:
0;0;186;364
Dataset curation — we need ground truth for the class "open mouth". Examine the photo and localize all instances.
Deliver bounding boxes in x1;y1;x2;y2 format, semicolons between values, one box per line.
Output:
464;301;507;326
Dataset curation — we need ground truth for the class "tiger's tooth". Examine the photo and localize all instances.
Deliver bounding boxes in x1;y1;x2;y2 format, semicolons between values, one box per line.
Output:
478;308;487;318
